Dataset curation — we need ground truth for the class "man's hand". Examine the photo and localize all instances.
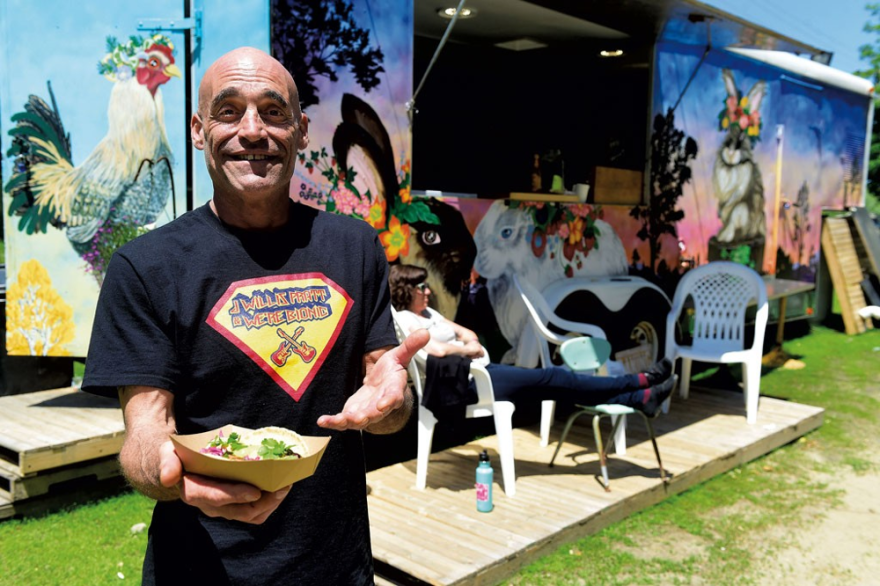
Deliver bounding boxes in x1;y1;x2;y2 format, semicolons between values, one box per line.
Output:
159;441;291;525
317;329;429;433
118;386;289;525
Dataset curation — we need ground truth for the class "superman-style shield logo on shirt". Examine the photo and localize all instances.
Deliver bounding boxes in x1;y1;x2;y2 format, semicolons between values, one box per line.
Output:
207;273;353;401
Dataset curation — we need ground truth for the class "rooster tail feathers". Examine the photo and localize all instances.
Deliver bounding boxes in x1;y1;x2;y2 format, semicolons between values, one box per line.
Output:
4;85;72;234
11;87;72;163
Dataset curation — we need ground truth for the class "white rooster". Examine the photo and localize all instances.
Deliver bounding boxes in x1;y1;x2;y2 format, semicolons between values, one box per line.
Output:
4;34;181;282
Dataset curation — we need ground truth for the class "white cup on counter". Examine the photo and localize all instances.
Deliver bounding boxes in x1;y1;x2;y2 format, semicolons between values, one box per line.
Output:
574;183;590;203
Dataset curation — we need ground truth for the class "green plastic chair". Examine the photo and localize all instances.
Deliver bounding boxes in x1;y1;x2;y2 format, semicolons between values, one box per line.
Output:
549;337;669;492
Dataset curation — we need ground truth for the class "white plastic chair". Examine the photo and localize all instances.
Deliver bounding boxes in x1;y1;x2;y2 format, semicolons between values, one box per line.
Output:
665;261;768;424
511;274;611;448
390;308;517;496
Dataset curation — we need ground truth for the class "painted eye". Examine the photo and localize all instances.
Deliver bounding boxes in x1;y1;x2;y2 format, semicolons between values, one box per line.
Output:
148;57;161;69
501;228;513;239
420;230;440;245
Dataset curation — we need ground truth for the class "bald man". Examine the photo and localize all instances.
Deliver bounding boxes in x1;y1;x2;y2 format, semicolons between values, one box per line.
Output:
83;47;428;585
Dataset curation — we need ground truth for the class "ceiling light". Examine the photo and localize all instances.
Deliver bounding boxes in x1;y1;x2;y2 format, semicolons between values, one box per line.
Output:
437;7;477;19
495;38;548;51
599;49;625;58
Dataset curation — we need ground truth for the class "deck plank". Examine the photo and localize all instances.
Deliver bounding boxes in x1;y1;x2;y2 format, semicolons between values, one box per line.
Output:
368;390;823;585
0;388;124;474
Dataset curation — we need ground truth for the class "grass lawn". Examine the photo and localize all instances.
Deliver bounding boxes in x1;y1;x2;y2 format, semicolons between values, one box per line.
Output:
0;320;878;585
504;322;880;585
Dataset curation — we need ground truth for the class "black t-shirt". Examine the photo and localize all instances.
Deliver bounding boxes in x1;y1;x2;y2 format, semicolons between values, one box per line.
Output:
83;202;397;585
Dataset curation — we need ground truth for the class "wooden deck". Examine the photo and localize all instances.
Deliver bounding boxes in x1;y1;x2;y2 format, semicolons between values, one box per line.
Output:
367;388;824;586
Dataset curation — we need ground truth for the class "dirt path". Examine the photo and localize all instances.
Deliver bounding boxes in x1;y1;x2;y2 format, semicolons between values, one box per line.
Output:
753;462;880;585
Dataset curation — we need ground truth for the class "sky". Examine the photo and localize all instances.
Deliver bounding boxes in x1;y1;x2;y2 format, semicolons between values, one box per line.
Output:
702;0;875;76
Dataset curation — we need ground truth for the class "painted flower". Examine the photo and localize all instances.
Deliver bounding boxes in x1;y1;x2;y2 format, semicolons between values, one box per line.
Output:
379;216;410;261
331;186;359;216
570;204;592;218
530;229;547;257
399;185;412;204
567;217;585;245
557;223;570;240
718;88;762;141
367;198;386;229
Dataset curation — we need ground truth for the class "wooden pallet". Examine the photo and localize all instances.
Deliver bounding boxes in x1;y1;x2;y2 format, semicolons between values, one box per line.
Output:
0;387;125;476
0;474;129;521
821;217;873;335
0;455;120;502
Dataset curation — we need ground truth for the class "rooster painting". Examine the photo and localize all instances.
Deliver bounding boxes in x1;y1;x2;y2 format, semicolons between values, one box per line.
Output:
4;34;181;284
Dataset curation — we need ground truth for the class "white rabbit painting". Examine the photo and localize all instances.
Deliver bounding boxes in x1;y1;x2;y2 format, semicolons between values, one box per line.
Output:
473;200;628;366
712;69;768;245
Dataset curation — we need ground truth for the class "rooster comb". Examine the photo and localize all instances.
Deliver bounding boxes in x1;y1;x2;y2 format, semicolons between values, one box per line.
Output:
97;34;175;82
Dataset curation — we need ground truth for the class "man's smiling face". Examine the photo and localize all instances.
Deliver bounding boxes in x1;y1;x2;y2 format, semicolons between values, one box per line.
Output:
192;48;309;202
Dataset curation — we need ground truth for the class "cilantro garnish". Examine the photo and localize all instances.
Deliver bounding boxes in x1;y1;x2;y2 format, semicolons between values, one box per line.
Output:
257;438;302;459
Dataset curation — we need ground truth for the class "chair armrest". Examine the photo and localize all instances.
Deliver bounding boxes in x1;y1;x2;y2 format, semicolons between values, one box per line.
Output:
546;314;607;340
469;362;497;408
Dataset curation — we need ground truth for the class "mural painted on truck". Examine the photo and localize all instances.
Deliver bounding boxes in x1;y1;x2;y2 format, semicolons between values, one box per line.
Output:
276;0;685;365
276;0;480;321
1;1;187;357
654;42;870;281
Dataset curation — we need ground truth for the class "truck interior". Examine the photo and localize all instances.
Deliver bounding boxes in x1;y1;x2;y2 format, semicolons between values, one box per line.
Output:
410;0;830;200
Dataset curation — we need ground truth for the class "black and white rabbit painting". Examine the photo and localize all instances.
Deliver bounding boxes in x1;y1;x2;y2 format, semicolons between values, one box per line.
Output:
713;69;767;244
332;94;475;318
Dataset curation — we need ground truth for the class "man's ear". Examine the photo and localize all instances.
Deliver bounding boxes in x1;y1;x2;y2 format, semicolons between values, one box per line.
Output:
297;113;310;151
191;114;205;150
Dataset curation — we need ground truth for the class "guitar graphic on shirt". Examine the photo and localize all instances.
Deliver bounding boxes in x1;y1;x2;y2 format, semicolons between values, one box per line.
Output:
270;326;317;366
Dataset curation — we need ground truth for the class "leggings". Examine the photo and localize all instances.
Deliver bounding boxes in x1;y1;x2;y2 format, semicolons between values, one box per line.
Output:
479;364;643;406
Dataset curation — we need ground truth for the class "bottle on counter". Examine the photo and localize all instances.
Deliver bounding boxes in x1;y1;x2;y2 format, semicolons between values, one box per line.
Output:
531;153;542;192
475;449;493;512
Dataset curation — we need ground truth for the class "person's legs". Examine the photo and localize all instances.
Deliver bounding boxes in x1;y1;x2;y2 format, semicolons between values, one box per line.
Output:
485;363;675;416
486;364;641;403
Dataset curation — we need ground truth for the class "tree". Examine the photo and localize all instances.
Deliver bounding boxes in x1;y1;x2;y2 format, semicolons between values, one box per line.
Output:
856;3;880;214
272;0;385;109
631;108;697;272
6;259;74;356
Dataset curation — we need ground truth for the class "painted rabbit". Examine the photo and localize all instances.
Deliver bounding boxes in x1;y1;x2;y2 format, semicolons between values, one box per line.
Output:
713;69;767;244
473;200;628;366
333;94;475;318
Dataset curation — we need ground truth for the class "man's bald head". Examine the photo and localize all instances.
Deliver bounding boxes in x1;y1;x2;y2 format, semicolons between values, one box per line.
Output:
197;47;300;119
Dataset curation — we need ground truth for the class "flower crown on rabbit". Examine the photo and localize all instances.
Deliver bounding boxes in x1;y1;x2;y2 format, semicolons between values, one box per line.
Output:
717;92;762;145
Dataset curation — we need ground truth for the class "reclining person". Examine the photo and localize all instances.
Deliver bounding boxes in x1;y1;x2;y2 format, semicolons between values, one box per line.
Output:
389;264;675;417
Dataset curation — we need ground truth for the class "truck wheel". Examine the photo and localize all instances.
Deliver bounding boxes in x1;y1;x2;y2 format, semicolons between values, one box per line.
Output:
553;287;670;363
613;288;670;362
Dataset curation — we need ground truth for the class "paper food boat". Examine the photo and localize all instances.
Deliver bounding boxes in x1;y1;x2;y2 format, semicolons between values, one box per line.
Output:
170;424;330;492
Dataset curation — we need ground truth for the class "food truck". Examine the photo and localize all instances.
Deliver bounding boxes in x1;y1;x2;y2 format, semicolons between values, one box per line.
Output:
0;0;873;386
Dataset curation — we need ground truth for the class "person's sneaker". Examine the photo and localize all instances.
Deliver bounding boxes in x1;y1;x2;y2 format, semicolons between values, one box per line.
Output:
636;375;676;418
642;357;673;387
